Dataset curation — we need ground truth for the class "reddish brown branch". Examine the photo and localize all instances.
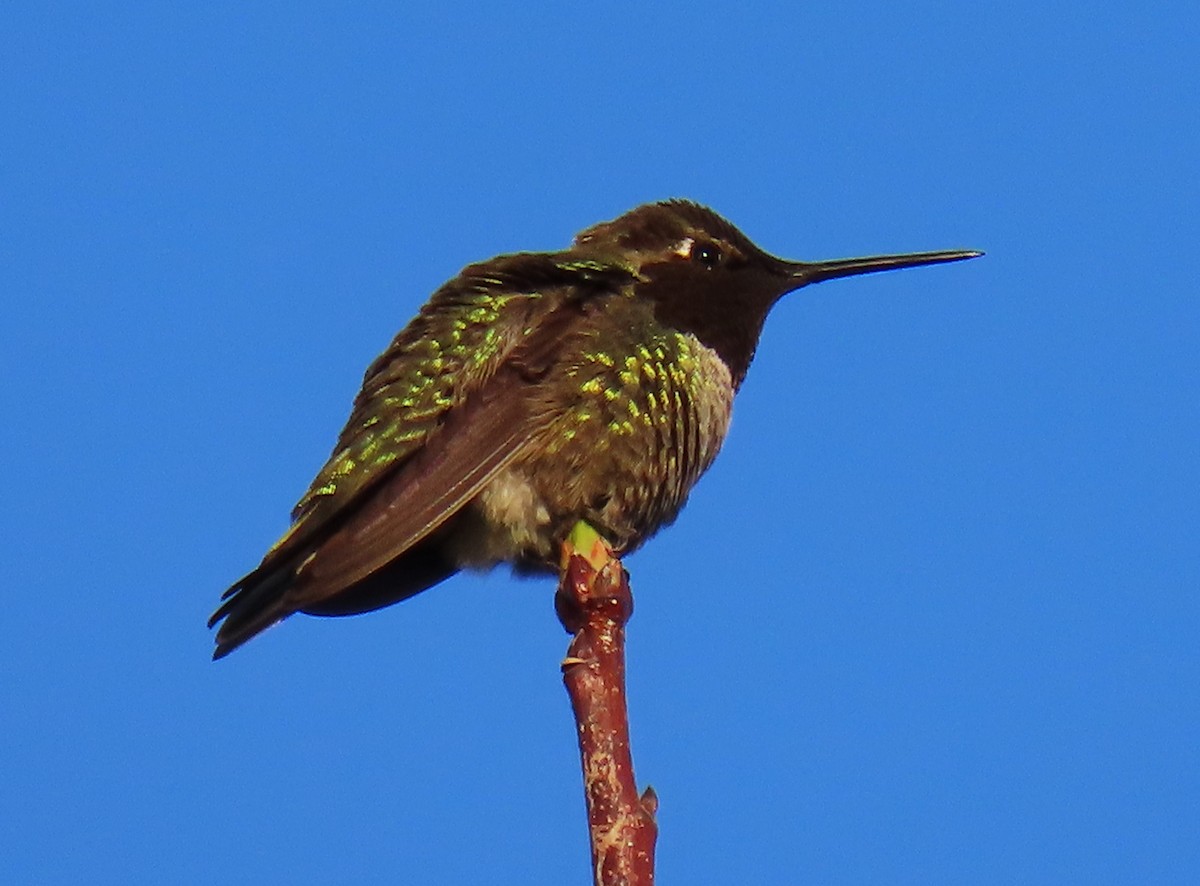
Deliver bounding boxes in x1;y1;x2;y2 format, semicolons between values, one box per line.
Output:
556;523;657;886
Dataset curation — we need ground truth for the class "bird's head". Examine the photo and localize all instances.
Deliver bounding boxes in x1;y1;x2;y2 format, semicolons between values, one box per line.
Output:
574;200;980;387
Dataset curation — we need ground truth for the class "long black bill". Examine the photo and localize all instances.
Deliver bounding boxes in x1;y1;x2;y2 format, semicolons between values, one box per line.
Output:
790;249;983;286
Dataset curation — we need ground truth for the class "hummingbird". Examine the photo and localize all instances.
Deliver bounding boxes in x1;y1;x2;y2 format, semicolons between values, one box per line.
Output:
209;200;980;659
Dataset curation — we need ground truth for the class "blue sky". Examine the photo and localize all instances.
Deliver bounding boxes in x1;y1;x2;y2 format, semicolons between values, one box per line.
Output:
2;2;1196;883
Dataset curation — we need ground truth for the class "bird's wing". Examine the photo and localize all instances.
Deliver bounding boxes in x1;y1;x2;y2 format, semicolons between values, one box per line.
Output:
263;254;632;570
211;254;633;648
285;359;547;603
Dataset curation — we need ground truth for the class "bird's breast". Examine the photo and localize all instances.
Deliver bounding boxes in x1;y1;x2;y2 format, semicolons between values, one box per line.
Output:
463;328;735;569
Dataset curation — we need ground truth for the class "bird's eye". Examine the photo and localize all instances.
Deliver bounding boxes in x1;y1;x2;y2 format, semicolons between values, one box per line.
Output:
692;242;722;269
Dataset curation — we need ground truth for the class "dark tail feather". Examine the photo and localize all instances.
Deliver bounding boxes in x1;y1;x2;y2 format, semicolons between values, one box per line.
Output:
209;538;460;660
209;562;301;660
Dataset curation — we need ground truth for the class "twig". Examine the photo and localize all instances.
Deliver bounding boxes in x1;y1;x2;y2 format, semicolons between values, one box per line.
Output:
557;522;658;886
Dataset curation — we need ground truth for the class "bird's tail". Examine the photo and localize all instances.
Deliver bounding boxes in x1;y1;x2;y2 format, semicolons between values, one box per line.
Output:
208;560;302;660
208;537;460;660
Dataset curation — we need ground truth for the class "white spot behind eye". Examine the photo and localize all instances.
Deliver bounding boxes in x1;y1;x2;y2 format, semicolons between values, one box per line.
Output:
673;237;694;258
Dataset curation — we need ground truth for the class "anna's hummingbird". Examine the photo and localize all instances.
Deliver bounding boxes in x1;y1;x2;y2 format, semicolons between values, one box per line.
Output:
210;200;979;658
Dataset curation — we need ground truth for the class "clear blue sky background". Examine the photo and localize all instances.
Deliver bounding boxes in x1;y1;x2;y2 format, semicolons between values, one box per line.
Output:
3;3;1196;883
